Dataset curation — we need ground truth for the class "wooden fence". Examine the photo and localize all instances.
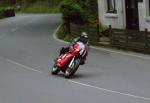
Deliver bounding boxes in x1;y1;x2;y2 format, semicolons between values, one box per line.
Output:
70;23;99;42
109;26;150;53
69;23;150;54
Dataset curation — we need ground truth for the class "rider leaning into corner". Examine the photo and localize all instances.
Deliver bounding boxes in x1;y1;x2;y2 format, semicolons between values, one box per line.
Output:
59;32;89;65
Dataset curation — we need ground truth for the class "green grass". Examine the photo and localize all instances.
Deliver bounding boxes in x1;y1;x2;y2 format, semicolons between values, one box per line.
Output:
99;24;108;33
0;4;5;10
63;34;73;42
0;6;4;19
20;1;61;13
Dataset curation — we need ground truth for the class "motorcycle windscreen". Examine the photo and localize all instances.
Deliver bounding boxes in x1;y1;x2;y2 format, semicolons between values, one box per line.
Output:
56;53;73;67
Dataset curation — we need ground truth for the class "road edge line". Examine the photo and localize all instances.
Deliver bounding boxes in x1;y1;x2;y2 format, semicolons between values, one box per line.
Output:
69;80;150;101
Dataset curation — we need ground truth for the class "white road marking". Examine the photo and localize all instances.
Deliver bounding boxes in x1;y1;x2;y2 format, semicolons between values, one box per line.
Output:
7;59;43;74
90;46;150;60
53;25;150;60
52;25;69;44
69;80;150;101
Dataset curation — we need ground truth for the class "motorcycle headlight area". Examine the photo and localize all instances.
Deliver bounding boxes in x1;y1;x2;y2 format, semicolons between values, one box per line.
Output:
60;54;67;59
69;46;74;52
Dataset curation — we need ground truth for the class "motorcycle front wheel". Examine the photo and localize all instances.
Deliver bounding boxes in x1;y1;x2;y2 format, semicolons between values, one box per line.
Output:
51;64;60;75
65;59;80;78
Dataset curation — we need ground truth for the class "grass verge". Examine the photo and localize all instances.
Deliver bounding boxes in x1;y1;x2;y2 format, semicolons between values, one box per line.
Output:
20;1;60;13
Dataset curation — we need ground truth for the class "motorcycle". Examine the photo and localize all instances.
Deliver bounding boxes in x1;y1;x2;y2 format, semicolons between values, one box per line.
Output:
51;42;87;78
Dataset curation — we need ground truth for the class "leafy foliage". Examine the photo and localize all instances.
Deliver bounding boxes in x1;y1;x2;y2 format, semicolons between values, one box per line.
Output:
0;7;15;19
76;0;99;26
17;0;61;13
64;34;73;42
0;0;62;13
59;0;99;35
0;9;4;19
60;0;99;25
60;0;86;25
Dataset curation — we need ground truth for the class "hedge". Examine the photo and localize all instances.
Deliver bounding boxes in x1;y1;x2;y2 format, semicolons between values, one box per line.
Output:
0;9;4;19
60;0;86;24
0;7;15;19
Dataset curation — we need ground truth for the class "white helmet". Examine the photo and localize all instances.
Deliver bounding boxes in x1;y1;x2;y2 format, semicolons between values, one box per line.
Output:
81;32;88;38
80;32;88;44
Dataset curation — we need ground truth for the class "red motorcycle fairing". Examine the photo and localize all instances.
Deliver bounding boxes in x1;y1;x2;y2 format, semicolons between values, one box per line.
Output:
56;52;74;68
52;42;87;78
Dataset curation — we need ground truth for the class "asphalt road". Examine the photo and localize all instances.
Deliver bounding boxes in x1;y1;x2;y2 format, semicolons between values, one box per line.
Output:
0;14;150;103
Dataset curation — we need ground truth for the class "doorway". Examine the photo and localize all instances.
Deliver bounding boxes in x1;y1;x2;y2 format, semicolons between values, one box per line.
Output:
125;0;139;30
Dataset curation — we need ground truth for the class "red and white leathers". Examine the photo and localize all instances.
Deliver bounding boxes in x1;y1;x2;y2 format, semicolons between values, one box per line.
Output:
60;39;89;65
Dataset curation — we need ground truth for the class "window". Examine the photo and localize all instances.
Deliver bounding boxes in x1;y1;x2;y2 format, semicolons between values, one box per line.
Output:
107;0;117;13
145;0;150;21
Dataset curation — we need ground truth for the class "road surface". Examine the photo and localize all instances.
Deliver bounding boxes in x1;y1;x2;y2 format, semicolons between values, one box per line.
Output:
0;14;150;103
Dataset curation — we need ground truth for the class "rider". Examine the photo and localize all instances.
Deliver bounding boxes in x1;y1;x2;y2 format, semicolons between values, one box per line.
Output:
60;32;89;65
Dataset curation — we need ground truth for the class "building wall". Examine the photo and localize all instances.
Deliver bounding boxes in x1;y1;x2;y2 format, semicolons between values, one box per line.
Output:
138;0;150;31
98;0;150;31
98;0;125;29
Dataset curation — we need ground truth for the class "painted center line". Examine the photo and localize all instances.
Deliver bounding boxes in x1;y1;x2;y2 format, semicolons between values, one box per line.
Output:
7;59;43;74
69;80;150;101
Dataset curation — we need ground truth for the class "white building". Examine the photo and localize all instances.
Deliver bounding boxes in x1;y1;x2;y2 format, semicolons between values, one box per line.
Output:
98;0;150;31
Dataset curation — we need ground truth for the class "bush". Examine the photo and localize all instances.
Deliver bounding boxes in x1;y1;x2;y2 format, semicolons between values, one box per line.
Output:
99;23;109;37
99;24;108;33
0;7;15;19
3;7;15;17
64;34;73;42
0;9;4;19
76;0;99;27
18;0;61;13
60;0;86;24
57;24;67;39
57;24;73;42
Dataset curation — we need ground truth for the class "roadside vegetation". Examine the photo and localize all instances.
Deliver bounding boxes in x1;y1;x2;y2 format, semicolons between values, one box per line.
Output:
58;0;104;41
0;0;62;14
57;0;150;54
16;0;61;13
0;1;15;19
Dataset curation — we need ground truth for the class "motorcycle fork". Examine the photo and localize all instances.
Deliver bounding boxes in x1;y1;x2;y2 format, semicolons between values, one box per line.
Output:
68;56;75;68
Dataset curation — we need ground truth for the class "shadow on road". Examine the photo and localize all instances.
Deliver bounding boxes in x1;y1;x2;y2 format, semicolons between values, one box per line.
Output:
49;71;103;80
71;72;103;79
50;73;95;79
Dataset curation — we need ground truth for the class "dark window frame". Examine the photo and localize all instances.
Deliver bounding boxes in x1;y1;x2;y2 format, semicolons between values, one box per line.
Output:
107;0;117;13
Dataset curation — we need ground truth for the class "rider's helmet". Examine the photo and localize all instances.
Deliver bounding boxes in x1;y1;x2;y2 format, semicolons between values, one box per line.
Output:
80;32;88;44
